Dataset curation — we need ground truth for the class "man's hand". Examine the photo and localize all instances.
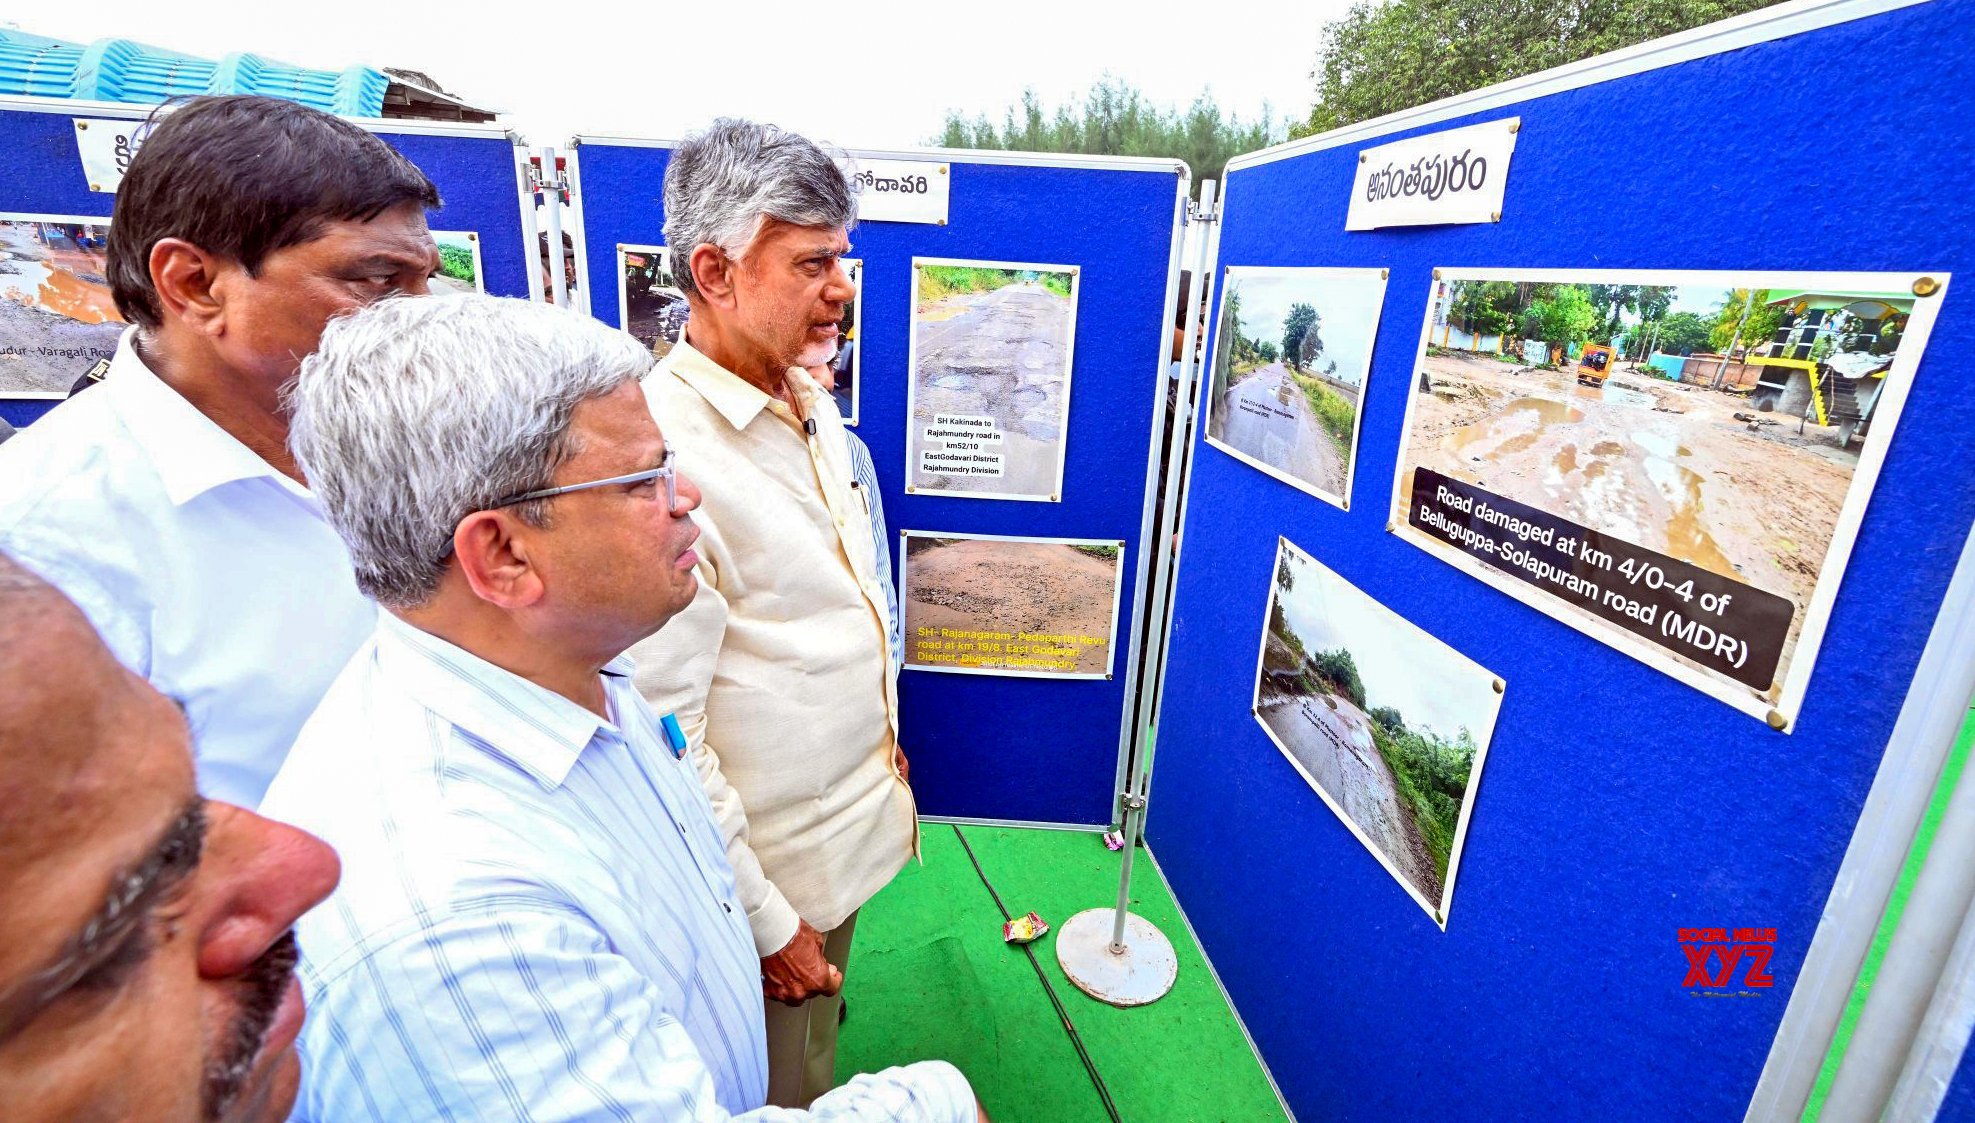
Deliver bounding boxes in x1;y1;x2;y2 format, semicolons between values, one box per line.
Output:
761;919;842;1006
893;745;910;784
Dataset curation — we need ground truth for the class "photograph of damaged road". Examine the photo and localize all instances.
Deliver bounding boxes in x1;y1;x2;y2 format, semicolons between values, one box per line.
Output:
1390;270;1930;722
906;258;1078;502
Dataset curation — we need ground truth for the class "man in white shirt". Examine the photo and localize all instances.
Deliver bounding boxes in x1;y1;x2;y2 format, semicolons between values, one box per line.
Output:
629;120;915;1107
265;293;984;1122
0;94;443;808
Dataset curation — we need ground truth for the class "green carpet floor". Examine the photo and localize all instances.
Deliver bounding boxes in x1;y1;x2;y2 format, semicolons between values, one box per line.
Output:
834;823;1289;1123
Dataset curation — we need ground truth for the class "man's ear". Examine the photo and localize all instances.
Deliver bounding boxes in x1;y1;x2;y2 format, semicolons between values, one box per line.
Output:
147;238;228;337
452;511;546;609
687;243;737;309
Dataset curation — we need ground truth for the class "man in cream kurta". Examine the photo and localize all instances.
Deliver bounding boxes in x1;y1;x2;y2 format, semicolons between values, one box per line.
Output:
632;121;919;1107
634;338;916;1104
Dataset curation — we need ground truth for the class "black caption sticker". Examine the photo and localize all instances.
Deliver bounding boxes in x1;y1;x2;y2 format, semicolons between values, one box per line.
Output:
1409;468;1795;690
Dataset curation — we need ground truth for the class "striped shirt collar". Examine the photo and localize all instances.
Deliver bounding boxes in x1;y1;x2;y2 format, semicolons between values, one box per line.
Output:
663;337;827;432
374;612;634;790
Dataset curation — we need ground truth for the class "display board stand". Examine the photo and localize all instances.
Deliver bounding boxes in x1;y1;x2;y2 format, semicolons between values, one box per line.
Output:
564;136;1188;826
0;95;536;429
1143;0;1975;1119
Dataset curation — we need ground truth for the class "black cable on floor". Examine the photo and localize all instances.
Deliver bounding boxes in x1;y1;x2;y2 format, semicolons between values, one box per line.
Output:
951;824;1125;1123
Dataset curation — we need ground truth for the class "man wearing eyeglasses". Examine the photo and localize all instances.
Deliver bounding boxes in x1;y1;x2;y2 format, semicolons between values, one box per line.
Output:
261;294;984;1121
626;120;915;1107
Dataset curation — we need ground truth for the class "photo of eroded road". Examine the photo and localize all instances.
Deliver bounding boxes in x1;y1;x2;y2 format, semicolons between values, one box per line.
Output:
1254;538;1500;923
0;217;123;396
907;261;1076;501
902;534;1121;677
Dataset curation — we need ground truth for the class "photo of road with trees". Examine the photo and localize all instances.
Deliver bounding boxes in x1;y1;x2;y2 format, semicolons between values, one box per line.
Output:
1206;268;1384;504
1254;540;1499;920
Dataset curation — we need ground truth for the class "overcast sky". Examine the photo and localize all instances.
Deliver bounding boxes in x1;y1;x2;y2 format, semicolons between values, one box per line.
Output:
16;0;1344;151
1275;544;1500;743
1224;267;1385;384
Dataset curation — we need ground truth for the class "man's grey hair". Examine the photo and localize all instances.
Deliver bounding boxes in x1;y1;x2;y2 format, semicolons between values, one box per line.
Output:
663;118;856;300
289;294;653;608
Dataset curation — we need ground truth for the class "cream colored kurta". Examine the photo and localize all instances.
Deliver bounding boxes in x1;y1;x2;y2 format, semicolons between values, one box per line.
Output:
630;339;916;956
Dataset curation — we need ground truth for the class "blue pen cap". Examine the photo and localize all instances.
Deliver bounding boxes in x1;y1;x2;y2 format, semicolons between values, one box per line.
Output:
659;712;687;759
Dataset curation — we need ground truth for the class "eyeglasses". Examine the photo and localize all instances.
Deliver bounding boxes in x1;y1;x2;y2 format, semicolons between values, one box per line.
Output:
489;446;678;512
438;447;678;560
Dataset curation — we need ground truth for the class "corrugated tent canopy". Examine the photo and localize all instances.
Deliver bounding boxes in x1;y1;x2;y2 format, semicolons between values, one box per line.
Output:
0;29;492;121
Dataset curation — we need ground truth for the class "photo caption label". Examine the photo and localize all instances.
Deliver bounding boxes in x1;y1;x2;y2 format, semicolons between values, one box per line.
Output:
1409;468;1794;689
918;413;1006;478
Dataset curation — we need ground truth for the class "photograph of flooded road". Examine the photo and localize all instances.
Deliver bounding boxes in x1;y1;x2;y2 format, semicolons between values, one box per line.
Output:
906;258;1077;501
1206;266;1386;508
1254;538;1501;926
901;531;1123;678
0;215;123;397
1391;270;1936;715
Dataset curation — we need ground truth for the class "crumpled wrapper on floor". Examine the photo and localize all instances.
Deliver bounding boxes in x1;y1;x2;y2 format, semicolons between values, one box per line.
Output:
1102;829;1125;851
1002;911;1049;944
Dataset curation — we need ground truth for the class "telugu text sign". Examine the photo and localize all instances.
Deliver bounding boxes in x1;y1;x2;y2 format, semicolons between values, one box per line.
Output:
1345;118;1518;231
73;119;150;194
841;158;950;225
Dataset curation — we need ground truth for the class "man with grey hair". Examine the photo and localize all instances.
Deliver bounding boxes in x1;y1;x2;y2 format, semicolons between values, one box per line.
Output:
262;294;983;1121
628;118;913;1107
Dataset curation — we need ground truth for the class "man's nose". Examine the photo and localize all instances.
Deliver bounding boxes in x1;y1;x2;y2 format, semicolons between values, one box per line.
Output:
824;261;856;302
194;803;342;980
673;471;703;517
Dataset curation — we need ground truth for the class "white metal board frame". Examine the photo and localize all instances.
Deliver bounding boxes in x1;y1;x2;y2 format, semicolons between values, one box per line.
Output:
903;255;1080;504
897;528;1128;682
1200;265;1388;512
559;136;1191;821
1384;265;1946;729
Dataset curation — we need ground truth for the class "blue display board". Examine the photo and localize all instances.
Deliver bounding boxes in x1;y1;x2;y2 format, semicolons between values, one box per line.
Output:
571;138;1185;825
1147;2;1973;1119
0;98;531;430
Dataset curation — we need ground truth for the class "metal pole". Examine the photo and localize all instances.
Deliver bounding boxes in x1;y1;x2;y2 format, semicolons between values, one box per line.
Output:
538;146;569;309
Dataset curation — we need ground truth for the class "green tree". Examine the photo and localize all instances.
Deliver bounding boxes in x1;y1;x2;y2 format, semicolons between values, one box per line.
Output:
937;76;1282;190
1649;310;1711;355
1256;339;1279;362
1281;304;1319;372
1448;280;1518;337
1305;647;1367;709
1709;289;1784;357
1294;0;1779;137
1524;285;1597;361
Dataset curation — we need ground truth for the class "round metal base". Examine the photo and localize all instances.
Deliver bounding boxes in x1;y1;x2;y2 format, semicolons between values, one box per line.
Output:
1055;908;1177;1007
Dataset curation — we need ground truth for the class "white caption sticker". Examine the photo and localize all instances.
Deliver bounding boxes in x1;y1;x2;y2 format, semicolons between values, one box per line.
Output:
1345;117;1518;231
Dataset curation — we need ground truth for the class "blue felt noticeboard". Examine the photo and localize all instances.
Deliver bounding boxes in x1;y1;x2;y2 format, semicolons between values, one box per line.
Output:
0;98;531;430
571;139;1186;825
1146;2;1974;1119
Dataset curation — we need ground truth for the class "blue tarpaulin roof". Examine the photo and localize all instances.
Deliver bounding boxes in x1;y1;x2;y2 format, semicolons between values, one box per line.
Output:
0;29;388;117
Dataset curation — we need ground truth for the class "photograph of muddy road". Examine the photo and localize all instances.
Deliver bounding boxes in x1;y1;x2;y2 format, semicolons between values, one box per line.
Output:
901;532;1122;678
907;260;1076;501
1255;539;1501;924
1206;267;1385;506
1396;273;1926;706
0;217;123;396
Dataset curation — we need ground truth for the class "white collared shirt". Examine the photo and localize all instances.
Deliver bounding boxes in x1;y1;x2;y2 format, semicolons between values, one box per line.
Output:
629;340;916;956
261;615;975;1122
0;329;374;807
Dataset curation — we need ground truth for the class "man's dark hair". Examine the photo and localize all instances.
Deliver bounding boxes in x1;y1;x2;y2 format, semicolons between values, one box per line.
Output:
107;95;442;329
